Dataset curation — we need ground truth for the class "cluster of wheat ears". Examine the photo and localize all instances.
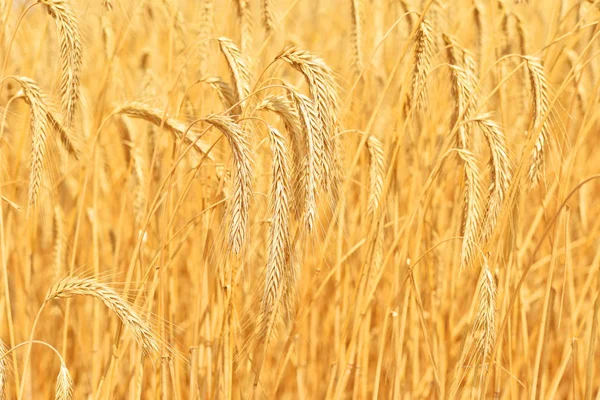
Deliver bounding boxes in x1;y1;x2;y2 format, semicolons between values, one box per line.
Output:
0;0;599;398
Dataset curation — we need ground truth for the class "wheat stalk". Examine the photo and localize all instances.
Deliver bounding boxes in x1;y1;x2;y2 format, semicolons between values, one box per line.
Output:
45;276;161;356
39;0;82;128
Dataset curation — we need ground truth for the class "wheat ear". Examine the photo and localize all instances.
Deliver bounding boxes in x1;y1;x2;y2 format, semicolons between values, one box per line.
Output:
0;339;7;400
45;276;161;356
218;37;252;107
263;0;275;35
410;18;434;111
113;102;214;161
202;76;239;114
261;126;291;338
276;47;341;199
525;57;551;185
40;0;82;128
366;135;385;215
204;115;253;254
55;364;73;400
256;95;305;215
233;0;253;54
350;0;364;75
13;77;51;207
470;115;512;244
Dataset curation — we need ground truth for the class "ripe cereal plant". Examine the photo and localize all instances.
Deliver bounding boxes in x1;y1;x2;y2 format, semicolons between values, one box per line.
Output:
2;0;600;399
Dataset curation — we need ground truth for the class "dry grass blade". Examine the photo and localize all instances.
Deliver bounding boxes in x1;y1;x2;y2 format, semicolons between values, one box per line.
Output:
55;364;73;400
113;102;214;161
276;46;341;198
218;37;252;106
204;115;253;254
525;57;551;185
40;0;82;128
366;135;384;215
45;276;161;356
410;18;434;111
470;115;512;245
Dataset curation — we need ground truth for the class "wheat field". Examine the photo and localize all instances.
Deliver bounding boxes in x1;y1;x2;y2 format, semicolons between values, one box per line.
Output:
1;0;600;398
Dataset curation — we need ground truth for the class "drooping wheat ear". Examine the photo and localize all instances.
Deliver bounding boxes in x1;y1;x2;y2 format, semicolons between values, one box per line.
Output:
286;90;322;231
202;76;239;114
204;115;253;254
350;0;364;75
113;102;214;161
218;37;252;107
53;205;66;279
40;0;82;128
470;115;512;245
475;262;497;369
260;126;291;339
45;276;161;356
233;0;253;54
410;18;434;112
13;77;51;207
525;57;551;185
55;364;73;400
263;0;275;35
449;257;497;397
457;149;483;269
198;0;213;75
0;339;7;400
256;95;304;213
276;47;342;198
366;135;385;215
